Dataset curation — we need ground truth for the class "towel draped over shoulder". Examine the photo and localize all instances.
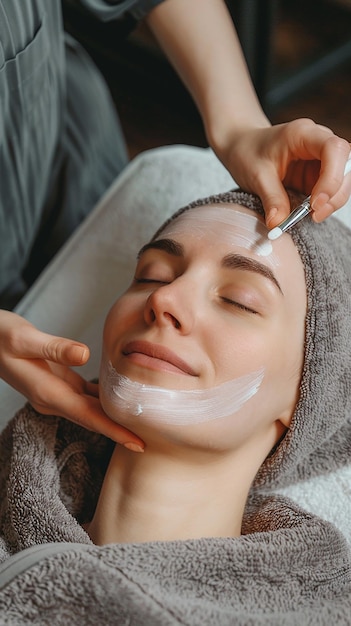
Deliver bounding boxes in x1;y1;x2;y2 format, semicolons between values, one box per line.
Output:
0;406;350;625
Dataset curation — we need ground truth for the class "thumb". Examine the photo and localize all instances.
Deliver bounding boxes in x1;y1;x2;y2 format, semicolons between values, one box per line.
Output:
42;338;90;366
13;324;90;366
257;179;292;228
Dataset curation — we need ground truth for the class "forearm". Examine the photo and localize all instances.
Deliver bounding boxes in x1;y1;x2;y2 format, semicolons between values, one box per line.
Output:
146;0;351;225
146;0;270;151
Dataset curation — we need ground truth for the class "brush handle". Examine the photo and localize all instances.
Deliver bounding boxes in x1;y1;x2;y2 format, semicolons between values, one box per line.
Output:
269;152;351;238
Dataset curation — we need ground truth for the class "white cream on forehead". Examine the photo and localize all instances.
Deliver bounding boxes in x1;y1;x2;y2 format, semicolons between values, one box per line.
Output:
100;357;264;426
162;206;276;260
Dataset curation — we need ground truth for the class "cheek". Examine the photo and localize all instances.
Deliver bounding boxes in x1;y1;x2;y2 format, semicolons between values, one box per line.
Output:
103;294;143;354
215;327;303;427
211;327;270;381
269;313;305;397
251;344;303;425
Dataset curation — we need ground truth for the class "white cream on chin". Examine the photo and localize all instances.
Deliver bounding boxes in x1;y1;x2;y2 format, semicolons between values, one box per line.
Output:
100;358;264;426
162;206;276;261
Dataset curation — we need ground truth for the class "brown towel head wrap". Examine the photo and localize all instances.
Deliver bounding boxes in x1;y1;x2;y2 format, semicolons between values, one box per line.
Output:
152;189;351;490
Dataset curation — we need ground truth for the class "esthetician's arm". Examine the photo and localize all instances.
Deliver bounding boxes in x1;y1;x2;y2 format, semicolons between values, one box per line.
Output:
0;311;144;450
146;0;351;226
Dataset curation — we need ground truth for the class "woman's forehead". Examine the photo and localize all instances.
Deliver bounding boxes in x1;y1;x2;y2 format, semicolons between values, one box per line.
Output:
157;203;306;301
159;203;277;262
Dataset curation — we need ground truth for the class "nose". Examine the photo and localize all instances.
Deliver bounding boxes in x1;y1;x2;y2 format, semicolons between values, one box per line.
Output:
144;280;195;333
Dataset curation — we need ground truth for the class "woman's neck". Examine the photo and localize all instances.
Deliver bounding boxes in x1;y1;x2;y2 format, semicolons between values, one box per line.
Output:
86;439;263;545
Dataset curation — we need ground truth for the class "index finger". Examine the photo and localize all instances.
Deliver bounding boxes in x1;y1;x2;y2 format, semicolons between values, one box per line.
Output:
22;365;145;449
58;393;145;449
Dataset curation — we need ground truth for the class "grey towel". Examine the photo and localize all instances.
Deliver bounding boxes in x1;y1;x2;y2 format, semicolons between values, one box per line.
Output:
0;407;350;624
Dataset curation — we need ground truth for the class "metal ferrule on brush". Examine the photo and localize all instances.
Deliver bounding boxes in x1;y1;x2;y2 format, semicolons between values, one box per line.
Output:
278;196;312;233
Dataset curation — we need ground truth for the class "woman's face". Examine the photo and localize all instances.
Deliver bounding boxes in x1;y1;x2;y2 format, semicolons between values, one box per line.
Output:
100;203;307;452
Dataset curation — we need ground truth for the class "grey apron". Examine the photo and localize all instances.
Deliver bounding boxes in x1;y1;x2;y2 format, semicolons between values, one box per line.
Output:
0;0;130;308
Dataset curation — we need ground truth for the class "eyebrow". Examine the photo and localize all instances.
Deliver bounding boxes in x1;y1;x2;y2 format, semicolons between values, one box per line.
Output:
137;238;184;259
137;238;283;295
222;254;283;294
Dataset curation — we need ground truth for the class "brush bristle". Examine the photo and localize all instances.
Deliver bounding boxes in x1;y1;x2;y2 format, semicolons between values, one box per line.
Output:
268;227;283;241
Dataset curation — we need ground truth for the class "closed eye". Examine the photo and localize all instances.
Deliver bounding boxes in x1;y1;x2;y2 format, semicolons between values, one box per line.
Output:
221;297;258;315
134;277;170;285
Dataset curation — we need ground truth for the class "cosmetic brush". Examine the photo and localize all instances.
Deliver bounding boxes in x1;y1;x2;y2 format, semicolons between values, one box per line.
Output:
268;156;351;241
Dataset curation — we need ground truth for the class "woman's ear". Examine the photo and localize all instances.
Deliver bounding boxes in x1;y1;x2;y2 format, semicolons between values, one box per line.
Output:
276;406;294;430
276;372;301;430
268;400;295;448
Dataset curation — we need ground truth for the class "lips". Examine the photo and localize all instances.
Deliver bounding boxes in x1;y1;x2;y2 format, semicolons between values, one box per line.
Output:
122;340;197;376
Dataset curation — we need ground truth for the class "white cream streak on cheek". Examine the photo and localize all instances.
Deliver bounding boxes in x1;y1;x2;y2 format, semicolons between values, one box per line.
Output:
163;207;276;261
100;359;265;426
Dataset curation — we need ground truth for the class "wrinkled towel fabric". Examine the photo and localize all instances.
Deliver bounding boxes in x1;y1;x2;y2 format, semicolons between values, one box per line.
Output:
0;407;350;625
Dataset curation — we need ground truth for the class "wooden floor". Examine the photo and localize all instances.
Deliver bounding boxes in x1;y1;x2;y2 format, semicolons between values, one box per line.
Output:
63;0;351;161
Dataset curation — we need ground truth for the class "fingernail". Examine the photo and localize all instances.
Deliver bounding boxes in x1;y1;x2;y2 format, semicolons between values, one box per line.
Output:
312;203;333;223
70;345;88;363
312;192;329;212
78;347;89;361
124;442;144;453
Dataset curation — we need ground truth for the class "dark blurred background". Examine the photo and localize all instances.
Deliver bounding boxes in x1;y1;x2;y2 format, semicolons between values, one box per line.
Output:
63;0;351;160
